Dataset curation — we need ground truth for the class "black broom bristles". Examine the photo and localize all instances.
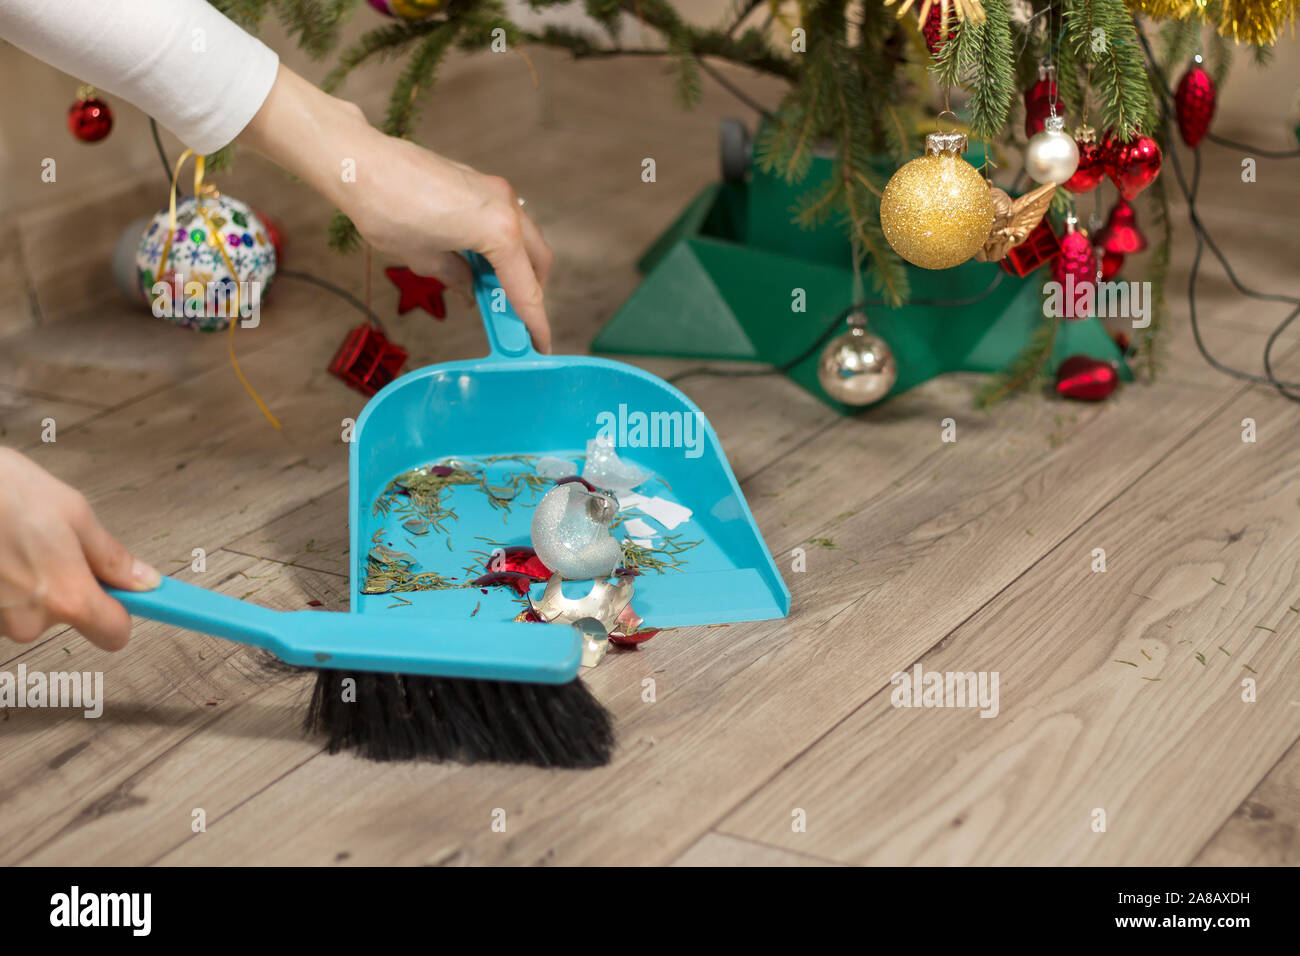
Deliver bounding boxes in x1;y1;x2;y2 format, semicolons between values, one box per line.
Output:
305;669;615;768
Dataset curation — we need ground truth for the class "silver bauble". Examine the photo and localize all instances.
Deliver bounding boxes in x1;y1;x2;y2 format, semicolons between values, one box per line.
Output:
111;216;152;303
1025;115;1080;185
817;315;897;406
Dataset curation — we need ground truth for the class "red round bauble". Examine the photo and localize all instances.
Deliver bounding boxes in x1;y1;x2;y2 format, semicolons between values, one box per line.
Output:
1063;131;1106;194
922;3;956;55
1055;355;1119;401
256;211;286;263
1175;65;1217;148
67;95;113;142
1094;198;1148;255
1053;227;1096;321
1100;249;1125;280
1103;131;1162;200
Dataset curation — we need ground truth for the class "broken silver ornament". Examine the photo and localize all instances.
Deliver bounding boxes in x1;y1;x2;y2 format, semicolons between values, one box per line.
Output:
526;574;636;667
530;480;623;580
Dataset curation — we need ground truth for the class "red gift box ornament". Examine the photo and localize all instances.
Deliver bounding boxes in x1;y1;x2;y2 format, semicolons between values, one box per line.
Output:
1094;198;1148;255
329;323;409;396
1001;217;1062;277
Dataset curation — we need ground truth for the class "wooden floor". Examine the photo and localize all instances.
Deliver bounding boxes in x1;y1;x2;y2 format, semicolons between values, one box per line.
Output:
2;48;1299;866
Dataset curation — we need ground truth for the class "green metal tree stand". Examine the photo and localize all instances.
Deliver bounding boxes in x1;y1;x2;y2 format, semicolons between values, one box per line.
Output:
592;135;1130;415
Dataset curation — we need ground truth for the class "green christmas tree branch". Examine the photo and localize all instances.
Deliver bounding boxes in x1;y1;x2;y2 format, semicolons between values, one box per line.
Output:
1063;0;1153;138
385;22;458;137
277;0;354;59
930;0;1014;141
322;9;455;94
208;0;276;30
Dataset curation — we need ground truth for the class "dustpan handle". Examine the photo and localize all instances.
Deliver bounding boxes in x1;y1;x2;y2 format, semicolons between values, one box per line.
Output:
464;250;536;359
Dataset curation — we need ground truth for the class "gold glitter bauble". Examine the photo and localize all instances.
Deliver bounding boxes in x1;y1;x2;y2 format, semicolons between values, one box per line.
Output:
880;132;995;270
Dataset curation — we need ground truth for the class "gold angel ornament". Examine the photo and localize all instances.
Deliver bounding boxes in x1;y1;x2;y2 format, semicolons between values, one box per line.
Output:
973;182;1056;262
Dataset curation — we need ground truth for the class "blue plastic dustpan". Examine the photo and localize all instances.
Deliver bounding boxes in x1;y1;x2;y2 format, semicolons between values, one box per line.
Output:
347;252;790;633
107;254;789;680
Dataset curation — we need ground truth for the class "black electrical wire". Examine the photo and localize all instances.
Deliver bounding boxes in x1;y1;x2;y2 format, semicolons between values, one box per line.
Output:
679;35;1300;398
147;118;386;333
150;117;173;187
1137;30;1300;402
668;270;1005;384
277;268;387;332
1205;130;1300;159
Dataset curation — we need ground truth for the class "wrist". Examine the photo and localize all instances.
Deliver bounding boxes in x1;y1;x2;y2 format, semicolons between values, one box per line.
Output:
237;65;380;218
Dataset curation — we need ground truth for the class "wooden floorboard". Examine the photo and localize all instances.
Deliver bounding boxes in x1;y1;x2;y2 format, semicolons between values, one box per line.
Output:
1192;735;1300;866
717;376;1300;864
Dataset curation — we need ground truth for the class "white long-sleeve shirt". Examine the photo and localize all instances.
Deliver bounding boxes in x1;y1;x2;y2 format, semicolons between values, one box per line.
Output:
0;0;280;154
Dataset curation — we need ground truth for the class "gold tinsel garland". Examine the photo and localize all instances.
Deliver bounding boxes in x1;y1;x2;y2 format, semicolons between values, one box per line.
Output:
887;0;988;27
1126;0;1298;46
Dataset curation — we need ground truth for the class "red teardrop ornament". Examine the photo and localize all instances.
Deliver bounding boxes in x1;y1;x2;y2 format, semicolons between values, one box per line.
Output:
1175;65;1217;148
922;3;956;55
1055;355;1119;401
1053;226;1096;320
1094;198;1148;255
1103;131;1162;200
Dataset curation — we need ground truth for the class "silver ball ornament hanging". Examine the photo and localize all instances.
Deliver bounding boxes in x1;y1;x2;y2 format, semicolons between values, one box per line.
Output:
111;216;152;304
1025;114;1080;185
817;312;897;406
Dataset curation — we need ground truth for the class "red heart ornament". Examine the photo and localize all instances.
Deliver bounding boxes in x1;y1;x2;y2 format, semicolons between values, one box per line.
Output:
1055;355;1119;401
1103;132;1162;200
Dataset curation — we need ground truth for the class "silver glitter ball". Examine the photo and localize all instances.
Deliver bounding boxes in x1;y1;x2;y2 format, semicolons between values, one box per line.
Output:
817;319;897;406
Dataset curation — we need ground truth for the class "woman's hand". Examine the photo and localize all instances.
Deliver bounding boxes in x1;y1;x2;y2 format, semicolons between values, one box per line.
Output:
238;66;554;353
0;449;160;650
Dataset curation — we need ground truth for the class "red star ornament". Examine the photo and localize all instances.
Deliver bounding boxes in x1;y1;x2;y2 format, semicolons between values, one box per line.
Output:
385;266;448;318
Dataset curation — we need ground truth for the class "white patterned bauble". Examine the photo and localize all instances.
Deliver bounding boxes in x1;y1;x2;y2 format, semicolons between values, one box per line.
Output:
135;193;276;332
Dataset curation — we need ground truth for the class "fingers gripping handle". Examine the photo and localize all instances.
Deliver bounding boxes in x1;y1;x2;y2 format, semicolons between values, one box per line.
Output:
465;251;535;359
